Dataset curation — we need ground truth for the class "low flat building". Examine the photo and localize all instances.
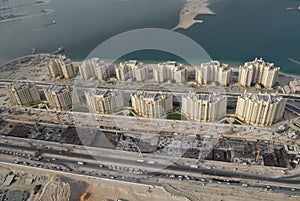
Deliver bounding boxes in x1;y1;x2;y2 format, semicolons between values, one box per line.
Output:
181;92;227;122
43;86;72;110
3;174;15;186
235;92;286;126
85;89;124;114
7;82;40;107
131;91;173;118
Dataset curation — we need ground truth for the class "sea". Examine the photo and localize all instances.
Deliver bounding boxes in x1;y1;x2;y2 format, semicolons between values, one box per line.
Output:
0;0;300;73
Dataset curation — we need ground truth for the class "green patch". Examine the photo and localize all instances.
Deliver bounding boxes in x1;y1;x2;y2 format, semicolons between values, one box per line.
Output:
233;120;241;125
166;113;187;121
72;106;89;113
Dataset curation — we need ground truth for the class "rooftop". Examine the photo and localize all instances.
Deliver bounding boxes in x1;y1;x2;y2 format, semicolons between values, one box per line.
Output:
198;60;230;71
133;91;169;101
290;79;300;86
94;89;119;98
159;61;177;68
242;58;280;71
11;82;27;90
241;92;284;103
9;82;35;90
49;86;68;93
183;92;225;103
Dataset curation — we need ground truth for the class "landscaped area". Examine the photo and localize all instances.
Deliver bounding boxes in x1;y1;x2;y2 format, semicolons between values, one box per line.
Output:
166;113;187;121
72;106;90;113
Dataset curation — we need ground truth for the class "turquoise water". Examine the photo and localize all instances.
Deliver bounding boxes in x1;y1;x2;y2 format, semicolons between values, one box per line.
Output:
0;0;300;74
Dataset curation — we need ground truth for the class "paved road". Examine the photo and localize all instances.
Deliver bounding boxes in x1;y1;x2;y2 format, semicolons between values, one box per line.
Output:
286;103;300;115
1;141;300;185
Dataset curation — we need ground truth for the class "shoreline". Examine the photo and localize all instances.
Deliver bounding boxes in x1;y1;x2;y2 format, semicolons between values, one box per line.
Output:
1;54;300;78
172;0;216;30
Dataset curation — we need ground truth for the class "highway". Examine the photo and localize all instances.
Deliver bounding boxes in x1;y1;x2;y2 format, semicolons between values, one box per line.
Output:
0;141;300;196
0;78;300;100
286;103;300;115
0;139;300;186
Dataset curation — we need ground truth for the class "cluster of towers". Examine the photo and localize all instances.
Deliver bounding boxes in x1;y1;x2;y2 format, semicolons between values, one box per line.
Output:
6;82;286;126
7;83;72;111
47;56;280;90
7;57;285;126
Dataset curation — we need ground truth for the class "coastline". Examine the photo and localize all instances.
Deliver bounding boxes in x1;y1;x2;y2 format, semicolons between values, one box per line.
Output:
172;0;216;30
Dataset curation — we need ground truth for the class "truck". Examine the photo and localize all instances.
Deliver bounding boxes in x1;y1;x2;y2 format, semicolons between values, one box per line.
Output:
77;161;85;165
147;161;155;165
60;147;69;152
32;156;41;161
137;159;145;163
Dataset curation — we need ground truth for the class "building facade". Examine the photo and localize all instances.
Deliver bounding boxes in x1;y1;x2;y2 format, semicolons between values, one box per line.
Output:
47;55;76;79
43;86;72;110
181;92;227;122
115;60;149;82
195;61;232;86
289;80;300;94
7;82;40;107
238;58;280;88
85;89;124;114
153;61;187;84
131;91;173;118
79;58;110;81
235;92;286;126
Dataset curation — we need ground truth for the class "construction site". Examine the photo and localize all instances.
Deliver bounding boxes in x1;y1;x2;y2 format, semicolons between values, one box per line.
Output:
1;118;299;170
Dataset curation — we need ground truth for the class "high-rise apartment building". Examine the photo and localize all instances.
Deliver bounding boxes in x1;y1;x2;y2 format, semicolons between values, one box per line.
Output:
47;55;76;79
43;86;72;110
238;58;280;88
289;80;300;94
7;82;40;107
153;61;187;84
85;89;124;114
235;92;286;126
181;92;227;122
131;91;173;118
79;58;110;81
195;61;232;86
115;60;149;82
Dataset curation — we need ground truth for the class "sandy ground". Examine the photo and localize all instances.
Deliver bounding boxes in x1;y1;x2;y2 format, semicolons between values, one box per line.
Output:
1;162;300;201
173;0;216;30
0;163;186;201
0;62;49;81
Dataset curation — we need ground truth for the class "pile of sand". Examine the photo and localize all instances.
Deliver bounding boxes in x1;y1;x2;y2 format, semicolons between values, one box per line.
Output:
35;176;88;201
